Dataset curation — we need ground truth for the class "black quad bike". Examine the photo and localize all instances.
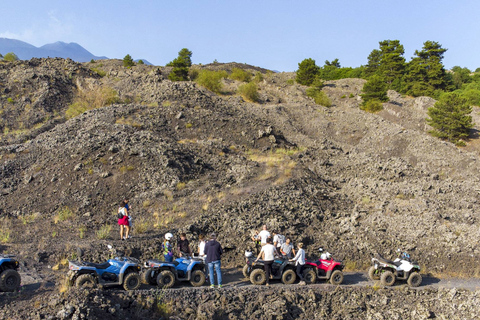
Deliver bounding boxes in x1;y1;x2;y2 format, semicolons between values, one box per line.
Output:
0;254;21;292
243;251;297;285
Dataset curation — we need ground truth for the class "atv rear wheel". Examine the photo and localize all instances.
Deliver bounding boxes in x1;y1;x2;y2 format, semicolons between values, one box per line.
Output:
330;270;344;285
380;271;395;286
190;270;206;287
303;268;317;284
368;266;380;281
250;268;266;285
141;268;156;285
281;269;296;285
242;264;249;278
407;272;422;287
0;269;21;292
123;272;141;290
157;270;175;288
75;274;96;288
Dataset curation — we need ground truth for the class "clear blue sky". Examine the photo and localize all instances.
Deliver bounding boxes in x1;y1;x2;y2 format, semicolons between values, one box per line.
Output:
1;0;479;71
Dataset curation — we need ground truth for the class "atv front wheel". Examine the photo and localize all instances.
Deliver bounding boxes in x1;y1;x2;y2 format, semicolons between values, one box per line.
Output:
330;270;344;285
157;270;175;288
281;269;296;285
303;268;317;284
380;271;395;286
123;272;141;290
250;268;266;285
242;264;249;278
0;269;21;292
141;268;156;285
407;272;422;287
368;266;380;281
75;274;96;288
190;270;206;287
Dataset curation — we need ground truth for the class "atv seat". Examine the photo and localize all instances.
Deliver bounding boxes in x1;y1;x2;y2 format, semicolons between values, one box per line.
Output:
148;259;179;266
375;254;402;267
85;262;111;269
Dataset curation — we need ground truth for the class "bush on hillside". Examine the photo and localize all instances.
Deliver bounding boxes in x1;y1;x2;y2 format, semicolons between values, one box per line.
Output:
66;86;121;119
123;54;135;68
296;58;320;86
3;52;18;62
229;68;252;82
195;70;227;93
306;87;332;107
238;82;259;102
360;99;383;113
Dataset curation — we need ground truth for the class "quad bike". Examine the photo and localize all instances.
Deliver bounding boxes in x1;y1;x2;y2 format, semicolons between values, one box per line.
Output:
141;252;206;288
0;254;21;292
67;245;142;290
369;250;422;287
303;248;344;285
243;251;297;285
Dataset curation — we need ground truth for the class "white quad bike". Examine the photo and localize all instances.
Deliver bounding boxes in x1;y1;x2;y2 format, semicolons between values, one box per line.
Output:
369;250;422;287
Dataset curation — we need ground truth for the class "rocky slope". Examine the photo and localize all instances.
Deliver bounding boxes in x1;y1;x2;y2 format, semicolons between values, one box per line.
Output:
1;58;480;318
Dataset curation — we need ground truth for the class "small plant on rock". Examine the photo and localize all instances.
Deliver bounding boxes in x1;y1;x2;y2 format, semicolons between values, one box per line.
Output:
238;82;260;102
96;225;112;240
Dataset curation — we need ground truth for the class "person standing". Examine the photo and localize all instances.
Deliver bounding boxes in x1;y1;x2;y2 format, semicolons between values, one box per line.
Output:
290;243;306;285
198;234;207;258
177;233;193;257
273;231;285;255
117;201;130;240
257;225;271;246
204;233;223;289
123;199;133;238
280;238;295;259
162;233;174;262
255;238;276;286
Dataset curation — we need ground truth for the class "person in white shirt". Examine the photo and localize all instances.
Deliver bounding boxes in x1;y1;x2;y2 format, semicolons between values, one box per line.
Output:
257;225;271;246
255;238;276;286
198;234;206;258
290;243;306;285
272;231;285;254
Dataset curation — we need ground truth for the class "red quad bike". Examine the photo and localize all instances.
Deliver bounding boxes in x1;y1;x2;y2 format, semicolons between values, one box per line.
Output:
303;248;344;285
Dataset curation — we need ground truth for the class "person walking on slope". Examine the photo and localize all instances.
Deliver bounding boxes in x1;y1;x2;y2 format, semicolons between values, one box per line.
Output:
255;238;276;286
204;233;223;289
117;201;130;240
162;233;174;262
290;243;306;285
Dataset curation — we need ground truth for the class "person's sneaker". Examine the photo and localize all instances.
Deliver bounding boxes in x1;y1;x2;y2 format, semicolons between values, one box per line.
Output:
299;281;306;285
218;285;222;289
210;284;215;289
266;283;269;286
127;236;131;239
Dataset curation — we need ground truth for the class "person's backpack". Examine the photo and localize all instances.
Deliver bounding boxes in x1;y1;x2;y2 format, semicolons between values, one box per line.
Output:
117;207;126;219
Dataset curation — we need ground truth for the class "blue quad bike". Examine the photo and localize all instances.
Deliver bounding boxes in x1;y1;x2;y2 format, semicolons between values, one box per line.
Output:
67;245;142;291
0;254;21;292
141;254;206;288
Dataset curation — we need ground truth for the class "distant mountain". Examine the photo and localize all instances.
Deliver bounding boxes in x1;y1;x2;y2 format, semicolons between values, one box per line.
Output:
0;38;107;62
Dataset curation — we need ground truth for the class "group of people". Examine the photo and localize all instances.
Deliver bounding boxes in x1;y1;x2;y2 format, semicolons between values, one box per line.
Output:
162;231;224;289
118;201;303;287
252;225;306;285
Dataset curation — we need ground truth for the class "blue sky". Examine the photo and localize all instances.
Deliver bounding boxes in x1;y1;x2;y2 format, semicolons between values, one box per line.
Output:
1;0;479;71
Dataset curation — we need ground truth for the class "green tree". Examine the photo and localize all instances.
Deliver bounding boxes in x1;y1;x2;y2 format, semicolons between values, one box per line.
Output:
451;66;471;90
168;48;193;81
123;54;135;67
364;49;382;77
377;40;406;89
137;59;145;65
361;74;388;104
296;58;320;85
404;41;449;97
318;59;341;80
3;52;18;62
0;53;3;60
426;92;473;143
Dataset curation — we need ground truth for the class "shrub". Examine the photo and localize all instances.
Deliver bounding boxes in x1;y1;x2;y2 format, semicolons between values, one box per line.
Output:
361;75;388;104
96;225;112;239
253;72;264;83
167;48;192;81
137;59;144;65
230;68;252;82
66;86;120;119
360;99;383;113
54;206;73;224
238;82;259;102
3;52;19;62
306;88;332;107
123;54;135;67
296;58;320;85
7;97;14;103
195;70;227;93
91;67;106;77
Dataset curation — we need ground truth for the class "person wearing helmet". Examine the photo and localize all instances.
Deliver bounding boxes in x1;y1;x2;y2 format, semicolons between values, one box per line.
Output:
163;233;174;262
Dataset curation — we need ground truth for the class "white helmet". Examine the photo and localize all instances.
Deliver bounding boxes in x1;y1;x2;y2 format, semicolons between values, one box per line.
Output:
165;233;173;240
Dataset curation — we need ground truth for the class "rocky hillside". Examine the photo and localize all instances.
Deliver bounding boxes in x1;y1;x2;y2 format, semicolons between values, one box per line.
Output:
1;57;480;318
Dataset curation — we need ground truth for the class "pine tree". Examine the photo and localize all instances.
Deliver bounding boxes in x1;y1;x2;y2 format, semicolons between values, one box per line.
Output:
123;54;135;67
361;75;389;104
168;48;192;81
296;58;320;85
377;40;406;88
364;49;381;77
426;92;473;143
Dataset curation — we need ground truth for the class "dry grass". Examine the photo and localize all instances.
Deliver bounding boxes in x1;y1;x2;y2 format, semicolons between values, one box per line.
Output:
96;225;112;240
134;216;151;234
54;207;73;224
66;86;120;119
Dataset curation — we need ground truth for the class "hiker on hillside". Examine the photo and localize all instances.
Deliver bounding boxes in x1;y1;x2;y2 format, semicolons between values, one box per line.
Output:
162;233;174;262
280;238;295;259
255;238;276;286
205;233;223;289
290;242;306;285
123;198;133;238
177;233;192;257
273;230;286;255
117;201;130;240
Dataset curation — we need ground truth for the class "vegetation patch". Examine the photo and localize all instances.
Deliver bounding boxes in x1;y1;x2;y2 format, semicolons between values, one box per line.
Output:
66;86;121;119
